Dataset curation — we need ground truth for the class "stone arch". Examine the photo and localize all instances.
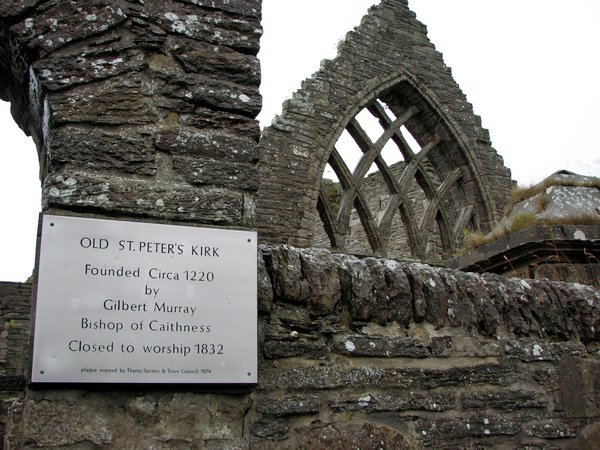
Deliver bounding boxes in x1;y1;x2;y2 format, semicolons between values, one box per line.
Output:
256;0;512;258
312;71;499;259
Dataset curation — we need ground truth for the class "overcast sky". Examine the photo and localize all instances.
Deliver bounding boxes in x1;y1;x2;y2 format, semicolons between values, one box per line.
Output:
1;0;599;281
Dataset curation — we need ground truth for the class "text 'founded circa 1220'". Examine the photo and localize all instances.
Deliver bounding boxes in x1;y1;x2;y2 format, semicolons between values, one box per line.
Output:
31;214;257;384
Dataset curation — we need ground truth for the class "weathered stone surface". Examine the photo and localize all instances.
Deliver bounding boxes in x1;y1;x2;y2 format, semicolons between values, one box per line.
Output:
2;242;600;448
331;391;455;412
34;46;146;91
266;245;308;304
22;391;251;449
263;334;329;360
550;281;600;343
0;375;26;391
303;423;414;450
155;128;259;162
461;389;547;411
333;334;430;358
379;259;413;326
24;397;113;447
416;415;521;443
177;0;261;18
173;157;259;190
502;339;556;362
431;334;502;358
558;356;600;419
48;76;157;125
525;420;578;439
334;255;377;322
154;1;261;54
403;263;447;328
257;396;321;417
257;249;273;314
158;72;261;117
299;248;341;315
260;363;518;391
180;107;260;141
0;282;31;377
0;0;39;17
171;38;260;85
10;1;127;54
265;302;314;333
250;420;288;441
43;171;249;225
49;126;156;175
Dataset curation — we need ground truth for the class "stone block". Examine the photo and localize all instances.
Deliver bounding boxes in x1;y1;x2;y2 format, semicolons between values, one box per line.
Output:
249;420;288;441
44;171;248;226
263;335;329;360
50;126;156;176
171;38;260;85
10;1;127;54
257;250;273;314
558;356;600;419
260;363;518;391
417;415;521;443
48;76;157;126
34;46;146;91
330;390;455;412
303;423;413;450
177;0;261;18
154;1;260;54
158;72;261;117
402;263;447;328
333;334;430;358
461;389;547;411
155;128;259;162
525;420;577;439
257;396;321;417
267;246;308;304
334;255;376;322
180;107;260;141
299;248;341;315
173;157;259;191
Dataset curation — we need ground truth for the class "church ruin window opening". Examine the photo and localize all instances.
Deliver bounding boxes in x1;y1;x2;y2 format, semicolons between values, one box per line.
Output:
314;79;490;261
332;128;364;177
355;108;383;143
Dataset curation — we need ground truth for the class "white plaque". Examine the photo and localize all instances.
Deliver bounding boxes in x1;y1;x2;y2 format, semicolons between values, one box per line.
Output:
31;214;257;384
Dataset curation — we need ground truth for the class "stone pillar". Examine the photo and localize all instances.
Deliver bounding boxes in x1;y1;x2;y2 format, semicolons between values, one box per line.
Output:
1;0;262;228
1;1;261;447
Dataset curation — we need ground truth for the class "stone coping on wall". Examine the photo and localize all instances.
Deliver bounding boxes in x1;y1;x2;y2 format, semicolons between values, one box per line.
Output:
258;244;600;343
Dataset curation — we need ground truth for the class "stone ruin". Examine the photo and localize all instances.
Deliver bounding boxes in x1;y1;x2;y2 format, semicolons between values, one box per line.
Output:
256;1;513;259
452;170;600;288
0;0;599;448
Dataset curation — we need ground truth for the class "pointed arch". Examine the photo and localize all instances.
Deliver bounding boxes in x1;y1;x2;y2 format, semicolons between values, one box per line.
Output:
312;73;497;259
256;0;512;258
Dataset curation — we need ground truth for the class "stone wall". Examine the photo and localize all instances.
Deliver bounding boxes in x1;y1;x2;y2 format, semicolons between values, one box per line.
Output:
0;0;261;228
2;1;599;449
1;247;599;448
